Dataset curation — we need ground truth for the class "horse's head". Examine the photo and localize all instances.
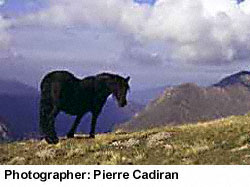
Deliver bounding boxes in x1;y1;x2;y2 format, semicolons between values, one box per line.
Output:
112;76;130;107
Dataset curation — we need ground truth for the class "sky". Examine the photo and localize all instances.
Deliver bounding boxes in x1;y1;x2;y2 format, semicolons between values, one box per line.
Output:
0;0;250;90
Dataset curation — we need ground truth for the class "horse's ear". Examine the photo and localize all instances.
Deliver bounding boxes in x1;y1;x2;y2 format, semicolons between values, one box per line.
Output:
125;76;130;82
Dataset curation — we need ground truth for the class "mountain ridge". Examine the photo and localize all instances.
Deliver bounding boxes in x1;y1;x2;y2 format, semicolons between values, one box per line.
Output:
213;70;250;88
120;70;250;131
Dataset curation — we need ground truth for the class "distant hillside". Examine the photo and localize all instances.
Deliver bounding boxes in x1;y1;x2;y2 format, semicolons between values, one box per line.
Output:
0;79;37;96
121;71;250;131
0;79;39;140
214;71;250;88
0;94;39;139
1;114;250;164
0;117;8;142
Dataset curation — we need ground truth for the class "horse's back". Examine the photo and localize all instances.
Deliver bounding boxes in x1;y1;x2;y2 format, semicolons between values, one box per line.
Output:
41;71;77;87
40;71;79;103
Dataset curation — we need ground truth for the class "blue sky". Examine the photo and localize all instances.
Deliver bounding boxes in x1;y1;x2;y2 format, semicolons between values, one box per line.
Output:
237;0;245;4
0;0;48;15
0;0;250;90
0;0;156;13
134;0;156;5
0;0;246;14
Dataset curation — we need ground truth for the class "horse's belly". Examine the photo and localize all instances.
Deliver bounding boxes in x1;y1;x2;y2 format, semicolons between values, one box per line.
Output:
59;89;92;115
61;108;79;115
60;101;89;115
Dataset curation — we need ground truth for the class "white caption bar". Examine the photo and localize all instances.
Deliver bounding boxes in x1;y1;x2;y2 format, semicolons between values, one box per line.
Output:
0;165;249;187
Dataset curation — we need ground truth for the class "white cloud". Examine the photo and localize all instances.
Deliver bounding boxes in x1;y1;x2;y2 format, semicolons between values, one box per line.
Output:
21;0;127;26
16;0;250;65
0;15;11;49
135;0;250;64
0;0;6;7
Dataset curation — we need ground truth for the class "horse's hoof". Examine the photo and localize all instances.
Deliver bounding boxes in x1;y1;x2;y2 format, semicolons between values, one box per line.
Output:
89;134;95;139
67;133;74;138
45;136;59;144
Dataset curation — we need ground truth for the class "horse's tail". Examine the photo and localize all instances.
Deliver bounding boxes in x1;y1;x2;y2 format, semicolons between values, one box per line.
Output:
39;77;53;138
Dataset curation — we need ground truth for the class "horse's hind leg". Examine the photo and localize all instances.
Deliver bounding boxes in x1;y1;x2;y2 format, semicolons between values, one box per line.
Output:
45;106;60;144
39;99;51;138
67;114;83;138
89;113;98;138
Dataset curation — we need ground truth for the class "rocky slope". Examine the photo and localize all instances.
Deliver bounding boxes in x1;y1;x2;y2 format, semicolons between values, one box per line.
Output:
0;117;9;141
120;71;250;131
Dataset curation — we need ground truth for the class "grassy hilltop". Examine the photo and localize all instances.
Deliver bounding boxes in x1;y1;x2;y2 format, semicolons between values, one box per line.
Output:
1;114;250;165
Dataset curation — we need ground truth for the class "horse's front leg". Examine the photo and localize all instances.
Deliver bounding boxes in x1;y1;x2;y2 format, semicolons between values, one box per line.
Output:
89;112;99;138
67;114;83;138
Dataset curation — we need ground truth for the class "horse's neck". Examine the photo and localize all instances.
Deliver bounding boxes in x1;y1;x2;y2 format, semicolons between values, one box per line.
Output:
81;76;116;94
102;78;116;94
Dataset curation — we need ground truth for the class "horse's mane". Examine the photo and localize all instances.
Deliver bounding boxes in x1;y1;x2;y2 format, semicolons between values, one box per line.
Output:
96;72;125;80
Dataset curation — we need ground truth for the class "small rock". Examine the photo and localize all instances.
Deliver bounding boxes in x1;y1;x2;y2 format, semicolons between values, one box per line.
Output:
35;149;56;160
123;138;140;147
231;144;249;152
8;157;26;165
111;138;140;148
111;141;120;146
147;132;173;147
148;132;172;141
164;144;173;150
67;148;84;157
114;130;128;135
37;139;48;146
18;142;26;146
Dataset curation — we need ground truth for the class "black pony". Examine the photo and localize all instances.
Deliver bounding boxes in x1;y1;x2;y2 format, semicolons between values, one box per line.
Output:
39;71;130;144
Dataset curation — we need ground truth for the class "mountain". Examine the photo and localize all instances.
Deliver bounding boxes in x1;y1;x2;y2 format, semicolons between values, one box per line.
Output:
0;79;39;140
121;71;250;131
0;93;39;139
213;71;250;88
0;117;8;141
0;79;37;96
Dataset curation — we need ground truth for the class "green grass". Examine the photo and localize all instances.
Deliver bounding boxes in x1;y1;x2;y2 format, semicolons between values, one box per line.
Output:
1;114;250;165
